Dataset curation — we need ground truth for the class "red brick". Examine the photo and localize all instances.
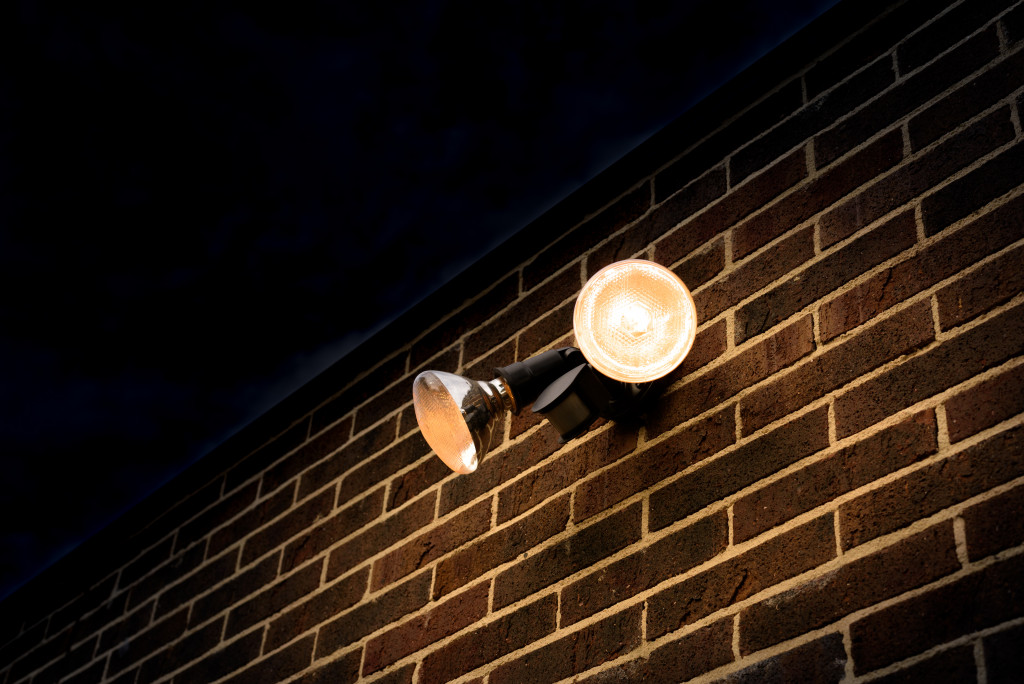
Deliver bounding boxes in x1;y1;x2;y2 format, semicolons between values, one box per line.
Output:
264;567;368;652
575;406;735;523
312;353;405;434
985;622;1024;683
225;418;310;493
562;511;728;626
106;609;188;676
733;129;903;260
126;547;201;613
241;487;334;566
439;426;561;516
490;605;641;684
815;27;1000;168
593;167;726;274
579;617;733;683
325;491;436;581
668;236;725;290
386;456;450;511
850;552;1024;674
722;633;846;684
410;274;518;369
835;299;1024;439
735;59;893;183
208;482;294;558
656;317;728;388
898;0;1014;75
168;629;262;684
175;483;258;555
398;403;416;437
409;345;459;377
281;488;384;573
363;581;489;676
839;423;1024;549
465;268;580;362
648;514;835;639
70;591;129;645
220;635;313;684
137;618;223;684
822;193;1023;341
742;301;935;435
523;184;650;291
508;400;544;438
337;432;429;505
434;495;568;599
27;634;96;684
118;545;171;598
1007;2;1024;43
820;106;1015;248
155;548;240;618
54;573;117;634
805;0;943;98
648;315;814;438
938;242;1024;332
370;664;415;684
516;298;575;361
0;621;45;672
100;602;156;656
291;647;360;684
62;660;107;684
260;418;355;497
945;362;1024;443
187;553;277;627
663;79;802;189
741;521;959;654
370;497;491;591
695;226;814;324
418;595;557;684
734;410;937;543
911;48;1024;151
737;209;917;344
316;570;431;659
499;424;635;524
298;417;398;500
225;560;322;638
353;376;417;434
656;148;808;268
870;644;976;684
464;338;514;379
493;503;642;610
651;406;829;532
922;138;1024;237
963;483;1024;562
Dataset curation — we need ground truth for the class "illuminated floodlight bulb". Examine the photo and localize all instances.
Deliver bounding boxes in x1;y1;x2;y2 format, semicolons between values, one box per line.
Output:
573;259;697;383
412;371;511;474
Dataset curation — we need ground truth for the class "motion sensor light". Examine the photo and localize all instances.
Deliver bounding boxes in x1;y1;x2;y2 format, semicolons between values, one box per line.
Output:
413;259;699;474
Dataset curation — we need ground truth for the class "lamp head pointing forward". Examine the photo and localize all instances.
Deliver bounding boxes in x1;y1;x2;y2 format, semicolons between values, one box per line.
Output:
574;259;697;383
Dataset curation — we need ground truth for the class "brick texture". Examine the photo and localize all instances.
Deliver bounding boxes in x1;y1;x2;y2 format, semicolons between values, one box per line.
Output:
5;2;1023;683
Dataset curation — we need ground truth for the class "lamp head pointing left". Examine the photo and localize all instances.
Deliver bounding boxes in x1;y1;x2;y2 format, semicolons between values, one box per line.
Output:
412;348;587;473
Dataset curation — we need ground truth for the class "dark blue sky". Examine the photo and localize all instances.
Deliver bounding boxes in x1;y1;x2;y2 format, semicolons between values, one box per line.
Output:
0;0;839;600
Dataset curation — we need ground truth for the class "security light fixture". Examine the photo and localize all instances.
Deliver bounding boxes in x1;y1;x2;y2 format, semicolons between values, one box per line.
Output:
413;259;698;474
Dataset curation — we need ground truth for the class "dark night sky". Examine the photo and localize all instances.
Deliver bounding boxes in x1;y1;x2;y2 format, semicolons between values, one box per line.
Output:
0;0;839;600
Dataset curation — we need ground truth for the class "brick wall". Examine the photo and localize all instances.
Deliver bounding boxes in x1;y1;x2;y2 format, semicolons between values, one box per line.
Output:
4;0;1024;681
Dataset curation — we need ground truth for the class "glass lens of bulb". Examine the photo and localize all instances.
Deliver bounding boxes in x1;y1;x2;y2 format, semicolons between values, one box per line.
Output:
573;259;697;383
412;371;479;474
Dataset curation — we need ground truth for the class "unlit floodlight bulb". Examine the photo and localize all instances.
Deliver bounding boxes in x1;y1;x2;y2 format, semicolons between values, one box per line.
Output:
573;259;697;383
